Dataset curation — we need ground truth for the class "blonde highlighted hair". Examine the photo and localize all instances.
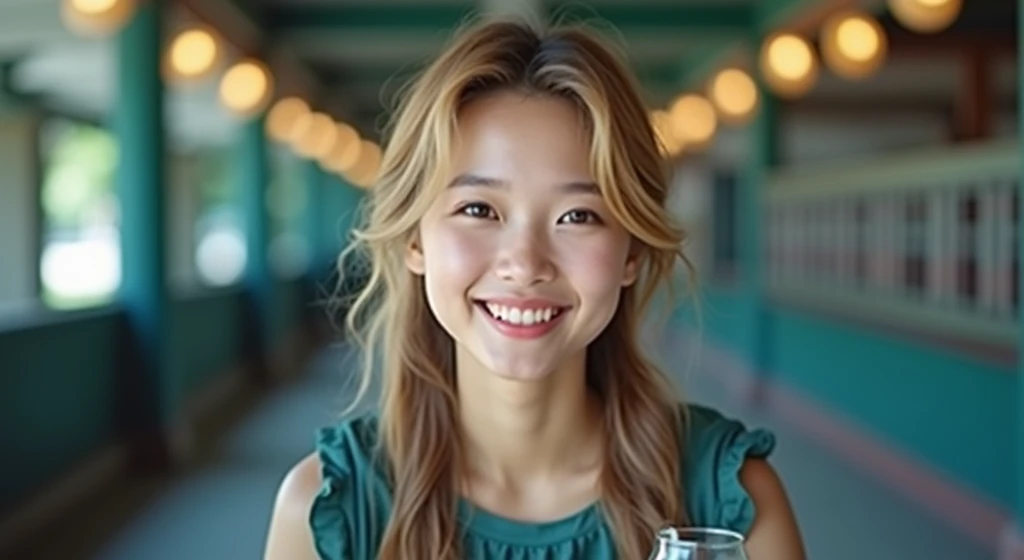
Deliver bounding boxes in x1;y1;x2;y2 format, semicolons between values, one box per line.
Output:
337;17;696;559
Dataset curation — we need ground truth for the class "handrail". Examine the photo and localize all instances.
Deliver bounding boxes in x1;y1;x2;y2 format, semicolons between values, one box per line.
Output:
764;138;1020;356
767;139;1019;201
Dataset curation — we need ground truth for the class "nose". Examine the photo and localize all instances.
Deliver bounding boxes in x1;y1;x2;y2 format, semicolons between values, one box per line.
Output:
494;225;555;287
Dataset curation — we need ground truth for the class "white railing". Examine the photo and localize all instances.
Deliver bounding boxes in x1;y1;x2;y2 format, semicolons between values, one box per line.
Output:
765;139;1019;347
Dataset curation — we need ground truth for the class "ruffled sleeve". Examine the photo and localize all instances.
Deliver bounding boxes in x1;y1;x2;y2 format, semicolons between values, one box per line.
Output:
309;425;353;559
308;416;390;560
681;404;777;536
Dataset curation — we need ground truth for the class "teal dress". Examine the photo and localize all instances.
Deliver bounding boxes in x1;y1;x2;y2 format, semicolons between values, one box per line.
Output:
309;404;775;559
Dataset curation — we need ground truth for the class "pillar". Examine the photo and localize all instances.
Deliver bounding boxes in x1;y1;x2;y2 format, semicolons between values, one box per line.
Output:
954;50;992;142
303;161;325;280
239;115;274;382
114;0;182;467
0;98;41;309
1006;2;1024;557
738;73;780;404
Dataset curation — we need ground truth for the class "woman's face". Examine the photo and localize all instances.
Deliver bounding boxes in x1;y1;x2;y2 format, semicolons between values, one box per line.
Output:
406;91;637;382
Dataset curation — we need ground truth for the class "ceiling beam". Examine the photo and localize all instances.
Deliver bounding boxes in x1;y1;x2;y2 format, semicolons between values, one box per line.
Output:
316;58;693;103
265;3;753;34
886;30;1017;57
547;3;753;34
264;4;478;33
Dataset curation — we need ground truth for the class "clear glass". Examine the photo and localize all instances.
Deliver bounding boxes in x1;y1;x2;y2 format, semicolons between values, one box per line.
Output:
648;527;749;560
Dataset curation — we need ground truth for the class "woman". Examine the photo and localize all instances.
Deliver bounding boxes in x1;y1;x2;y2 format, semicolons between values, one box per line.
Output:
264;18;805;560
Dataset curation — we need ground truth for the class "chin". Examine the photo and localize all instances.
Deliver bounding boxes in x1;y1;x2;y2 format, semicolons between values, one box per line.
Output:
483;356;560;382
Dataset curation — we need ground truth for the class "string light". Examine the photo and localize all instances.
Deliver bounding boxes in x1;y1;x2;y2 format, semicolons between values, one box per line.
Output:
60;0;136;37
708;68;759;125
219;59;274;118
760;32;819;98
669;94;717;149
266;97;311;143
888;0;963;33
821;11;888;80
166;27;221;84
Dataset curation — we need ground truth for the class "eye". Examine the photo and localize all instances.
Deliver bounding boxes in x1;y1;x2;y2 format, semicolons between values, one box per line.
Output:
457;202;498;220
558;209;601;225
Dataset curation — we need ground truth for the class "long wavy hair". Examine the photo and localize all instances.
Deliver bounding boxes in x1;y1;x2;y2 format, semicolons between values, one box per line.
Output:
337;17;696;559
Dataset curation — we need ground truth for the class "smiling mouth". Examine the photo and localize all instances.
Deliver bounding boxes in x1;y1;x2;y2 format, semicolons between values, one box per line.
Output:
476;302;568;326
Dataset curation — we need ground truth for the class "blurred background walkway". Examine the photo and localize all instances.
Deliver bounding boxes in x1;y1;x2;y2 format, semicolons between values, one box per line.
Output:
9;334;993;560
0;0;1021;559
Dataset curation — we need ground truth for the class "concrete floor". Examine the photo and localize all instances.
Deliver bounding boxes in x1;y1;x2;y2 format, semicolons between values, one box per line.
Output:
14;331;992;559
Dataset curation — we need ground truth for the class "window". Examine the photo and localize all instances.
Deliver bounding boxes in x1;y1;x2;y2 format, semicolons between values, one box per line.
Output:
38;118;119;310
193;150;246;288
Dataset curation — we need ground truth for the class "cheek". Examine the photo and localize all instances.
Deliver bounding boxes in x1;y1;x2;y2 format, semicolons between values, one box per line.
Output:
557;234;631;295
422;225;492;291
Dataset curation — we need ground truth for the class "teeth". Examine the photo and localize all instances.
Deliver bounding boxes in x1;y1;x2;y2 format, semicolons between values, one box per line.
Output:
482;303;562;326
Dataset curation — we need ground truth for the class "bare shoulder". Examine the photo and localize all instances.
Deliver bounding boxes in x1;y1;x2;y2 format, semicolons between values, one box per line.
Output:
739;458;807;560
263;453;323;560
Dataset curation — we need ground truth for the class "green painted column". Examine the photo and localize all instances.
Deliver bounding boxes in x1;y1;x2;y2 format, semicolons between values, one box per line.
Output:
114;0;180;466
302;161;325;278
1010;0;1024;555
239;115;274;380
738;73;779;401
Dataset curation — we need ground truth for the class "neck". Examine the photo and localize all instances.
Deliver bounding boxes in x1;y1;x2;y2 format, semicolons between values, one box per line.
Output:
455;348;604;488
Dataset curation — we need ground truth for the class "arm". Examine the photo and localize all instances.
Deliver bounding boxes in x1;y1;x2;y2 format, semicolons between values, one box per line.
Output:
740;458;807;560
264;453;323;560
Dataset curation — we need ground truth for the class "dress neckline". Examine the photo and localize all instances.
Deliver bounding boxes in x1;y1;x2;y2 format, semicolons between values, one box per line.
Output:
457;498;602;546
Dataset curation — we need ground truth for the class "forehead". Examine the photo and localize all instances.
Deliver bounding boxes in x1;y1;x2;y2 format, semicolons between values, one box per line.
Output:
451;92;593;185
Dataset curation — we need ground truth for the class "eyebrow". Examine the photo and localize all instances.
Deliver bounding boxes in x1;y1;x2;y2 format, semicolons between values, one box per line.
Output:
447;173;600;195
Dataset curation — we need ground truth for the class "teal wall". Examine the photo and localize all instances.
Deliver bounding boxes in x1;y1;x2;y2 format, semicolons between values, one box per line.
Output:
683;287;1016;509
271;279;308;344
0;279;309;513
0;310;121;508
169;289;246;398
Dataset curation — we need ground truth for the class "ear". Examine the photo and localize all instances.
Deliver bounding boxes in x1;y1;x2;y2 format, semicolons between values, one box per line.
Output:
405;237;425;275
621;244;640;287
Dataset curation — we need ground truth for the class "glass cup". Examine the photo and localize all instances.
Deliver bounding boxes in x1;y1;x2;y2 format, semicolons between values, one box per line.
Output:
648;527;749;560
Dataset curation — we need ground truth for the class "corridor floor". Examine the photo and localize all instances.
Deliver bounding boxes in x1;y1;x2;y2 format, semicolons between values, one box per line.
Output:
18;334;992;559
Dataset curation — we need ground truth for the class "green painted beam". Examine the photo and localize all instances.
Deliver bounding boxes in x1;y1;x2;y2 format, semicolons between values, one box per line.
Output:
264;2;753;33
756;0;824;31
322;58;691;89
264;4;477;33
633;61;689;93
677;39;751;90
549;2;752;33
